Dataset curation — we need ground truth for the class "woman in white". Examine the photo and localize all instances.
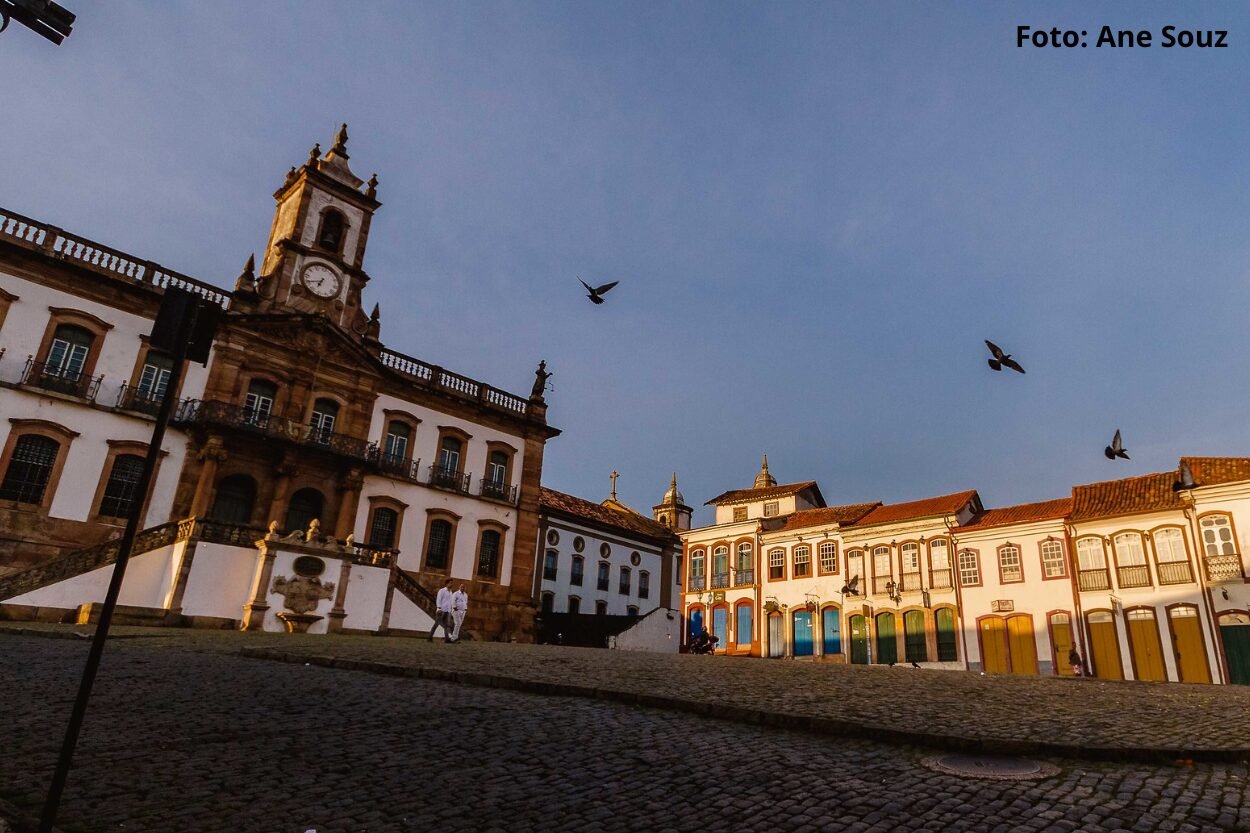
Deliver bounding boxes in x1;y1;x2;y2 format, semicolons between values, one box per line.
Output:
451;584;468;642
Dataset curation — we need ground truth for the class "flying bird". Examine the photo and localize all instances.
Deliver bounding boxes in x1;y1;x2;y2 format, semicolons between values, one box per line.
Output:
1173;461;1198;492
579;277;619;305
1104;430;1130;461
840;575;860;596
985;340;1025;374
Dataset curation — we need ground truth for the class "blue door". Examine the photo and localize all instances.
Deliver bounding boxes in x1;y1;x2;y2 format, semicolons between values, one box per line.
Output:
736;605;752;648
689;608;704;639
793;611;814;656
822;607;841;655
712;607;728;651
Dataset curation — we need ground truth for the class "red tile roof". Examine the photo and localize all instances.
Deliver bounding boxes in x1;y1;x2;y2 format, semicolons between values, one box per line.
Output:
1069;472;1184;522
539;488;677;543
766;503;882;533
956;497;1073;531
852;490;979;527
1180;457;1250;488
705;481;825;507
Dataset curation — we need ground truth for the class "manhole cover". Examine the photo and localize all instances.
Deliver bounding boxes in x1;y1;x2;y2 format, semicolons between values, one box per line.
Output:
921;754;1057;781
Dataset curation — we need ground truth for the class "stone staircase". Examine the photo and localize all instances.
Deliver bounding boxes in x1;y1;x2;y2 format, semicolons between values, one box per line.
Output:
394;569;439;620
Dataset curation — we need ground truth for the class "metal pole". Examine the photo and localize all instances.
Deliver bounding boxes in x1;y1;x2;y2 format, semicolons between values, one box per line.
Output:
38;300;197;833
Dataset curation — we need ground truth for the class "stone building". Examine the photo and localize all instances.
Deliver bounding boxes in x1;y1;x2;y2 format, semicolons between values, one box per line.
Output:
679;456;1250;685
0;127;559;640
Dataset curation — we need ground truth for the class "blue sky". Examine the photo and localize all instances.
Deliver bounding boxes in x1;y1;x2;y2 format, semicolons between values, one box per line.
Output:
4;2;1249;524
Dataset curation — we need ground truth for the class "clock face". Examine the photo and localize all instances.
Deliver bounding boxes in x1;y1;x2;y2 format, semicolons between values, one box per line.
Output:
301;264;341;298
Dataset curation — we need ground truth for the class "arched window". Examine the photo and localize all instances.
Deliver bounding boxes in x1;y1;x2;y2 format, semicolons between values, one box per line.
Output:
638;570;650;599
998;545;1023;583
846;549;864;583
627;605;639;617
1076;537;1110;590
45;324;93;382
929;539;951;588
872;546;892;594
957;549;981;586
0;435;61;505
570;555;584;587
424;518;453;570
689;549;706;590
368;507;398;549
309;398;339;444
543;549;559;581
383;421;411;465
134;350;174;409
618;566;632;595
476;528;502;578
243;379;277;427
1040;539;1067;578
900;543;920;588
98;454;145;519
1199;515;1242;581
316;209;345;252
595;600;608;616
486;450;508;488
736;542;753;574
209;474;256;525
596;561;610;591
712;546;729;587
1153;528;1193;584
1113;532;1150;588
285;487;324;534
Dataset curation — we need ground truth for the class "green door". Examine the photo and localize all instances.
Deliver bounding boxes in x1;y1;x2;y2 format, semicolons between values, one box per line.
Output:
875;612;898;665
935;608;958;661
904;610;927;663
1221;616;1250;685
849;615;869;664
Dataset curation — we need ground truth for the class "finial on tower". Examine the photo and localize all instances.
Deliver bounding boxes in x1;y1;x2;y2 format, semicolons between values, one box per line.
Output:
307;143;321;165
366;173;378;199
610;470;619;500
234;254;257;293
330;123;349;158
753;454;776;489
369;302;380;321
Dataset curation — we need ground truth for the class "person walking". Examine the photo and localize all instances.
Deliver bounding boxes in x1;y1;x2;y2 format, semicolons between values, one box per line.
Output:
451;583;468;642
1068;647;1084;677
431;578;454;642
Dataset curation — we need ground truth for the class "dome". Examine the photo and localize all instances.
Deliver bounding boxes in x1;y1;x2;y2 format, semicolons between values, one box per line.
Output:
753;454;777;489
663;473;684;505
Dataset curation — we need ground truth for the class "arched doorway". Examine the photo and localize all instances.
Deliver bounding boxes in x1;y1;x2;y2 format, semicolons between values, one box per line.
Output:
1125;608;1166;681
1167;605;1210;684
688;607;705;640
875;612;897;665
285;487;324;534
209;474;256;525
980;616;1010;673
1219;612;1250;685
711;606;728;652
821;606;841;656
792;610;814;657
1005;614;1038;675
848;614;869;664
1086;610;1124;680
935;608;958;661
1049;612;1076;676
903;610;927;663
735;603;753;650
768;613;784;658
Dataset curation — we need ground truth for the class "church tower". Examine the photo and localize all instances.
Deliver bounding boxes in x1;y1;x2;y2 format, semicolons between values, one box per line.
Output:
653;473;693;531
753;454;777;489
248;124;381;334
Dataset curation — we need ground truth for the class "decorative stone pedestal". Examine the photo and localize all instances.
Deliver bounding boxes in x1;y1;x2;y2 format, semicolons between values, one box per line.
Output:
275;611;324;634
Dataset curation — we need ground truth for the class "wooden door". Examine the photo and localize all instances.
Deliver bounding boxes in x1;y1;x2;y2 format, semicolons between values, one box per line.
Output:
935;608;958;661
1126;608;1166;681
1049;613;1076;677
875;612;898;665
979;616;1010;674
793;611;814;656
735;605;753;649
1006;615;1038;675
903;610;927;663
1167;606;1210;684
1219;614;1250;685
849;615;869;664
712;607;728;652
768;613;784;658
1086;611;1124;680
821;607;841;655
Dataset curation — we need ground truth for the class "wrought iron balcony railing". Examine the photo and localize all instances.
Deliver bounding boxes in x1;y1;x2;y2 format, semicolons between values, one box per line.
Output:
1115;564;1152;589
376;453;423;483
711;572;731;589
1156;560;1195;585
115;383;164;415
872;576;893;595
1204;553;1244;582
21;358;101;402
929;568;953;589
174;399;377;462
1078;568;1112;592
734;569;755;587
427;465;471;494
479;478;518;504
688;576;706;592
900;572;923;592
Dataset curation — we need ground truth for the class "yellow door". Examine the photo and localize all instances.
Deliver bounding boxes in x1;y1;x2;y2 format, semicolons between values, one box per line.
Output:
1168;606;1211;684
1126;609;1166;681
1086;611;1124;680
979;617;1010;673
1006;614;1038;675
1050;613;1075;677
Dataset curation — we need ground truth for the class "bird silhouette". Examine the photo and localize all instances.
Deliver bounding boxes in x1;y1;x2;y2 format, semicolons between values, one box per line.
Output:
1173;461;1199;492
888;661;896;667
840;575;860;596
579;277;619;305
1104;430;1130;461
985;340;1025;374
911;661;921;669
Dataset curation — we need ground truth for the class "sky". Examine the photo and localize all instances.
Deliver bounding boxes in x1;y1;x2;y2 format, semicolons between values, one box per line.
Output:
3;2;1249;526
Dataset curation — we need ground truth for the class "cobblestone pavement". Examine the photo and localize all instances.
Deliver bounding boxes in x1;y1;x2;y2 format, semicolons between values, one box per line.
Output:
3;634;1250;833
12;625;1243;757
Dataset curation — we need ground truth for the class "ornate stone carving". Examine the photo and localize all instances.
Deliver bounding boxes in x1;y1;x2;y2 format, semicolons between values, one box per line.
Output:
271;574;335;615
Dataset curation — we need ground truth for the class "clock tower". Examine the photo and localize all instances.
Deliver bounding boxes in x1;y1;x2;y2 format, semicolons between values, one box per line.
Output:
245;124;381;333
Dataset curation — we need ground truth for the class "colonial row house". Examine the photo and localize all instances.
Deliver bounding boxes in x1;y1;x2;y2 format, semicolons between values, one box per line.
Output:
533;474;688;651
681;456;1250;685
0;127;560;641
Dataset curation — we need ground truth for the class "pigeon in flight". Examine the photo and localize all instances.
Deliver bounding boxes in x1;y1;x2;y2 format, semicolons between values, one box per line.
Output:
579;277;619;305
1173;461;1199;492
840;575;860;596
1104;430;1130;461
985;340;1025;374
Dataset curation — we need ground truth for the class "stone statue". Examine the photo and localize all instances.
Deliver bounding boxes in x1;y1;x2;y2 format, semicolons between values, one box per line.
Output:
265;520;281;541
306;518;322;545
531;360;551;400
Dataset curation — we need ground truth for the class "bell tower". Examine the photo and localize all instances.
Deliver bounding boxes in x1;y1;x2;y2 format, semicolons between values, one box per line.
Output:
252;124;382;332
653;473;693;531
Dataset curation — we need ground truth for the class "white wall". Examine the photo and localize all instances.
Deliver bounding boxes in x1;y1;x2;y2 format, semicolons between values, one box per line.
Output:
179;542;258;620
611;607;681;653
4;543;180;609
387;589;434;633
342;563;389;632
540;518;665;617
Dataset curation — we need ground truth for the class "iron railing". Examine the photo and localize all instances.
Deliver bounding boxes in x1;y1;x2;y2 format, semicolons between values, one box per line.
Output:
688;576;706;592
711;572;731;589
929;568;953;589
735;569;755;586
1156;560;1195;585
1204;553;1244;582
1115;564;1152;589
1078;568;1112;592
174;400;378;462
872;575;893;595
21;358;101;401
900;572;923;592
479;478;518;504
115;383;164;415
427;465;471;494
377;453;422;482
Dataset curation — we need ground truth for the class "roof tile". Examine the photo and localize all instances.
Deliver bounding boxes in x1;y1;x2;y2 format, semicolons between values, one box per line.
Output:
539;488;677;542
956;497;1073;531
766;503;882;533
851;490;979;527
1180;457;1250;488
705;481;824;507
1069;472;1183;522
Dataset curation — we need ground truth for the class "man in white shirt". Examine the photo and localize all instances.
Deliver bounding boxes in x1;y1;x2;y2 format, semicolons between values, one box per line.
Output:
431;578;454;642
450;583;469;642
